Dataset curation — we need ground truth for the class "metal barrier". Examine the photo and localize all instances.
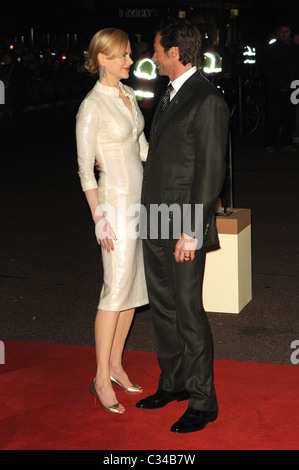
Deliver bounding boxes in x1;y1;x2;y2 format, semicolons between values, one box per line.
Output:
22;98;80;124
0;98;80;128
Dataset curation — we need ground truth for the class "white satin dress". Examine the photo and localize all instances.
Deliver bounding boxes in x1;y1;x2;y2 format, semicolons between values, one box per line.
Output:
76;81;149;311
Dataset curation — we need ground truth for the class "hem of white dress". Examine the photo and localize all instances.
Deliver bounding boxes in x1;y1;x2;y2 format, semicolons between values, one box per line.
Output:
97;298;149;312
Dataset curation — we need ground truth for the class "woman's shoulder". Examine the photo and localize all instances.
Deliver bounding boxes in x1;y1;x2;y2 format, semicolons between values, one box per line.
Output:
77;86;101;118
83;84;100;102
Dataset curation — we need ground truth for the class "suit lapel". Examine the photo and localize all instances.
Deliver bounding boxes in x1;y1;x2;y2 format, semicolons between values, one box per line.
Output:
148;99;163;147
149;71;200;148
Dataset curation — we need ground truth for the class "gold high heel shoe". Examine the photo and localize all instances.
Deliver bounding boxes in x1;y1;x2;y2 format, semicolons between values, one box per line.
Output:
110;376;143;394
89;380;125;414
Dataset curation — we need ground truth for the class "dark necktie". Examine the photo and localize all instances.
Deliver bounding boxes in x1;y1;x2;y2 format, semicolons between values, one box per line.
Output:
160;83;174;112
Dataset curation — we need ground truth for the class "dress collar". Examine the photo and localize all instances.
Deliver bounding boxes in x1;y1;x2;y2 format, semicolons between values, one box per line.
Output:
95;80;127;97
95;80;119;97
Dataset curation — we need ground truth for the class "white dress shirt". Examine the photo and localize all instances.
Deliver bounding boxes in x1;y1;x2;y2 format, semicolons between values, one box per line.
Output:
169;66;197;101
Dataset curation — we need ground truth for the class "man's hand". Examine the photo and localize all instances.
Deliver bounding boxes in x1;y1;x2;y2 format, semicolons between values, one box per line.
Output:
173;233;198;263
94;161;101;175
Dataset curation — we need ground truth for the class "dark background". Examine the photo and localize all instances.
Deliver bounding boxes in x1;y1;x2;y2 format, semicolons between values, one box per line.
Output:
2;0;299;48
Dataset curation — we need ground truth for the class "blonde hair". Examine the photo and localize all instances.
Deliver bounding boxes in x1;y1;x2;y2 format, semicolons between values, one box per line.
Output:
84;28;129;75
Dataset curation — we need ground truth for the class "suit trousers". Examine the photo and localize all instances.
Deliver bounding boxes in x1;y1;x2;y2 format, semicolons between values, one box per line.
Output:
143;238;218;411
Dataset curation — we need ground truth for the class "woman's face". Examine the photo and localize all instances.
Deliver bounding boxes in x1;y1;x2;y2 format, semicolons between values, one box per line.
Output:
104;40;133;80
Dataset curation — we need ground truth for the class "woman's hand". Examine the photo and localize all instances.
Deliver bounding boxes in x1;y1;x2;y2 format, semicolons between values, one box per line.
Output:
95;215;117;252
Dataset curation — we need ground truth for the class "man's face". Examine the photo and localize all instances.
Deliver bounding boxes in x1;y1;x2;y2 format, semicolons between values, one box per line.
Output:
278;26;291;43
293;34;299;45
3;54;12;65
152;33;172;76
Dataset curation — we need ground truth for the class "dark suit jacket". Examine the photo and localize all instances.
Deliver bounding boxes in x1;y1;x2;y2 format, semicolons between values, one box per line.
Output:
141;70;230;248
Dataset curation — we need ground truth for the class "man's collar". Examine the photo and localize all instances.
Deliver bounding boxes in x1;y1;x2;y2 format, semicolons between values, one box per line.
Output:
170;66;197;94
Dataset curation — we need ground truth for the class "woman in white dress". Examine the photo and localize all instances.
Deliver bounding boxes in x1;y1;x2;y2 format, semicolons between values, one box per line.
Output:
76;29;149;414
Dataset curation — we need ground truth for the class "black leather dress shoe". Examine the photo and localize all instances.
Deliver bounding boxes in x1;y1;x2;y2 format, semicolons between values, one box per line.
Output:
170;408;218;433
135;389;189;409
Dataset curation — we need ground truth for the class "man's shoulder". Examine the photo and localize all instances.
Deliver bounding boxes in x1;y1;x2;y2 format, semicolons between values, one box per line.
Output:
186;71;224;103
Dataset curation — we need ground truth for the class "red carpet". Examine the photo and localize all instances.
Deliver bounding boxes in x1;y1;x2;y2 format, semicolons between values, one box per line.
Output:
0;341;298;450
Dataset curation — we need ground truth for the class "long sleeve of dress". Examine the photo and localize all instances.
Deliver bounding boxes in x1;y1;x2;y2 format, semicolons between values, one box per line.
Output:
76;99;101;192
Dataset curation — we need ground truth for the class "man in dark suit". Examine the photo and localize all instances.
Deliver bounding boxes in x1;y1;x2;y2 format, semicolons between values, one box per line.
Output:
136;19;230;433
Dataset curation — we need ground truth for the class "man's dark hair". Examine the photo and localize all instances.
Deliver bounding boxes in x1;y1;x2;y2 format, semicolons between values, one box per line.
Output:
158;18;202;66
276;19;292;30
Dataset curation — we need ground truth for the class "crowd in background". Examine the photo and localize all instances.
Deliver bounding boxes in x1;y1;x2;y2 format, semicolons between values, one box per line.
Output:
0;37;245;132
0;42;96;108
1;23;299;148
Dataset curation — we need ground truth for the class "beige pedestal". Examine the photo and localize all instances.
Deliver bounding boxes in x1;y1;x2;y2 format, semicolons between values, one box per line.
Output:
203;209;252;314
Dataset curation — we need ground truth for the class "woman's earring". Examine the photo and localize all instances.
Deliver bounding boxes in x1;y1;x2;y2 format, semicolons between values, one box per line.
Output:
103;66;107;78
